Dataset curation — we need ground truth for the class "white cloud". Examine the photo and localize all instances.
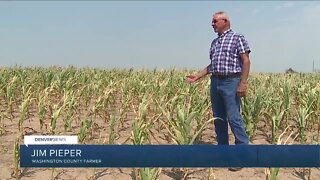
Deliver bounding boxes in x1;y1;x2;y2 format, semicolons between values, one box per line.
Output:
274;2;295;11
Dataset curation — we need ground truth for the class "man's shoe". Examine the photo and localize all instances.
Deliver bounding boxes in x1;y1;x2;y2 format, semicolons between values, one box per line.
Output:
228;167;242;171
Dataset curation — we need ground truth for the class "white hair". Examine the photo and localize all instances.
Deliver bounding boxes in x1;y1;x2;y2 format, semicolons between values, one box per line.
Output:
214;11;231;26
214;11;230;21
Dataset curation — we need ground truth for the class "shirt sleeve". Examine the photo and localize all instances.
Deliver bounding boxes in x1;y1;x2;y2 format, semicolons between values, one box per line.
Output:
237;34;251;54
208;40;215;73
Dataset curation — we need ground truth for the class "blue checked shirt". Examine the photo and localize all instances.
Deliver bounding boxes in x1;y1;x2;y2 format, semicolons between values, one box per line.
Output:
209;29;251;75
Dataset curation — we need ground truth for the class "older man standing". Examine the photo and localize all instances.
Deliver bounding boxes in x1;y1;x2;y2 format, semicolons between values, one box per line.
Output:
186;11;251;146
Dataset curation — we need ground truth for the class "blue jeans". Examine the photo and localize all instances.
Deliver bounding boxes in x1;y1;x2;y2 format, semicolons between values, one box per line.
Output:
210;75;249;145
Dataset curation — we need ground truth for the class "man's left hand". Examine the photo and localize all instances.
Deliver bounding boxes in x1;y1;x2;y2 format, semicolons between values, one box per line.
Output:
237;82;247;97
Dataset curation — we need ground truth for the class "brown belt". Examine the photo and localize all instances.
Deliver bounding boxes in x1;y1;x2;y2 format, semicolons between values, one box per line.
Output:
212;72;241;79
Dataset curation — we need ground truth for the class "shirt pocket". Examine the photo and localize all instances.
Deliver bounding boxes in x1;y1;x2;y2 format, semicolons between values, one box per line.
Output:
222;45;238;59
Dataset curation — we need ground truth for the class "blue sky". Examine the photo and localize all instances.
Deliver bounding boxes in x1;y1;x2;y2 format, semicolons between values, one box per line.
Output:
1;1;320;72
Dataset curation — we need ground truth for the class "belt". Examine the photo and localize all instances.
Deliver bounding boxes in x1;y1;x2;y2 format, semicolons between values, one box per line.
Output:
212;72;241;79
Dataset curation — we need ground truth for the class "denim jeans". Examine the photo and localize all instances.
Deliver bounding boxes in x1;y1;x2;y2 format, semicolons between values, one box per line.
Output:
210;75;249;145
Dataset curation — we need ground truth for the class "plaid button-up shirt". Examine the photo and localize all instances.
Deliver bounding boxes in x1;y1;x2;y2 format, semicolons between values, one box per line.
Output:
209;29;251;75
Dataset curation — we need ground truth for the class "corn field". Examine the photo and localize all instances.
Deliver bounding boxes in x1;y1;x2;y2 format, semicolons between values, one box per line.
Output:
0;66;319;180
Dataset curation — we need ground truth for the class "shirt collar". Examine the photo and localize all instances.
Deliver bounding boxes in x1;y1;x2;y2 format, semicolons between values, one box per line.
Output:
219;29;232;37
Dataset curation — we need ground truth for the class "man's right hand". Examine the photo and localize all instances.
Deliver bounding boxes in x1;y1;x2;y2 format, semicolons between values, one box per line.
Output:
186;75;198;83
186;65;209;83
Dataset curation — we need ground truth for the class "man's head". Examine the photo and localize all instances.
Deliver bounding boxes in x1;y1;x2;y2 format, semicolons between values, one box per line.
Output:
212;11;231;35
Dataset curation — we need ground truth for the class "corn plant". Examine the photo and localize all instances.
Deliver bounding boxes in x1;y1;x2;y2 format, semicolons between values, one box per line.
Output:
296;105;313;143
18;95;32;132
11;135;21;178
131;119;149;144
6;76;18;120
119;84;134;127
280;83;292;127
264;100;287;144
37;91;48;131
130;95;161;180
160;104;214;145
188;88;211;136
108;114;118;144
0;122;5;136
78;117;93;144
265;126;298;180
241;89;263;140
92;88;115;123
138;168;162;180
50;104;64;134
0;106;10;135
62;91;77;132
80;85;94;108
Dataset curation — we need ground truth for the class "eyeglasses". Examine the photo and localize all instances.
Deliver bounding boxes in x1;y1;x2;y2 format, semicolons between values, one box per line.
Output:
213;19;226;24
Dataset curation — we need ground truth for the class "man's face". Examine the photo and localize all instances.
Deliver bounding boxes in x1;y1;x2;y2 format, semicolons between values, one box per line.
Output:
212;15;226;34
